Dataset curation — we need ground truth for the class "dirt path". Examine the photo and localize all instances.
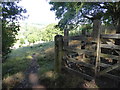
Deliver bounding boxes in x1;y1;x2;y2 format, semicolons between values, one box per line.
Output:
15;53;41;88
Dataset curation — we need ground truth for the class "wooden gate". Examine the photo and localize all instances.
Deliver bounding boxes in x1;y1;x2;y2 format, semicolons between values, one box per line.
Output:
96;34;120;81
54;20;120;81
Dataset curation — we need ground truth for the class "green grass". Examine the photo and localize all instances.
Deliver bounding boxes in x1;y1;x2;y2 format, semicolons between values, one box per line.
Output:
2;41;54;79
3;41;100;88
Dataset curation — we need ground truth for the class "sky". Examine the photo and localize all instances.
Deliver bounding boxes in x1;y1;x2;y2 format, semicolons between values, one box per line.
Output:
18;0;59;25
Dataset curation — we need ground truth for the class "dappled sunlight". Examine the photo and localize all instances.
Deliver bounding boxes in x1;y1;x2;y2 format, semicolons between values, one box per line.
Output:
32;85;46;90
29;73;39;84
44;47;54;60
69;40;81;46
45;47;54;54
44;71;54;78
2;0;120;88
26;55;33;60
82;80;98;88
3;72;25;87
3;56;30;79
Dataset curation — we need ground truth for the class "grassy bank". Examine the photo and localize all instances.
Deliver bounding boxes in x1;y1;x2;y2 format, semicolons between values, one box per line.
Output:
2;41;54;87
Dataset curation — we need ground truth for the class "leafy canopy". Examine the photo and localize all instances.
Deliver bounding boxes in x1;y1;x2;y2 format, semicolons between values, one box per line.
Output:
49;2;120;29
2;2;26;57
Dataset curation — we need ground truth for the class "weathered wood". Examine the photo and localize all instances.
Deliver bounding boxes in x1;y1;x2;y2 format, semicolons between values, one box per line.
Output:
67;35;86;40
63;66;94;80
54;35;63;73
100;53;120;61
100;63;112;68
98;63;120;75
95;20;101;75
100;44;120;50
101;34;120;39
67;57;95;69
92;19;101;38
64;48;96;56
64;25;69;48
64;35;96;43
100;73;120;81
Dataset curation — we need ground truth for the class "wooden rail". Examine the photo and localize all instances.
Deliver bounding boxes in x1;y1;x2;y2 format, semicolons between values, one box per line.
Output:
100;63;112;68
100;53;120;61
66;57;95;69
63;66;94;81
100;44;120;50
63;35;86;40
103;73;120;81
54;20;120;81
98;63;120;75
101;34;120;39
64;48;96;56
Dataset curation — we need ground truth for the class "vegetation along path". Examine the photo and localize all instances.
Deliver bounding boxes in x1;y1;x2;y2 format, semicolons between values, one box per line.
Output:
15;53;45;89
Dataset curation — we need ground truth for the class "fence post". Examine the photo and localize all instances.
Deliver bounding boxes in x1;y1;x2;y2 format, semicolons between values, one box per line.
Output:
64;25;69;48
93;19;101;39
54;35;63;73
95;20;101;76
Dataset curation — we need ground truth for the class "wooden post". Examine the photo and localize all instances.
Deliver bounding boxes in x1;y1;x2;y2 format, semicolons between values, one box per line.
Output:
95;20;101;76
115;19;120;64
54;35;63;73
64;25;69;48
93;19;101;39
82;29;86;36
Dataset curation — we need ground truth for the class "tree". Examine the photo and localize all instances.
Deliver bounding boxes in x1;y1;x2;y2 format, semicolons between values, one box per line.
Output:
49;2;120;28
20;38;25;45
41;24;63;41
2;2;26;58
49;2;120;43
27;34;38;43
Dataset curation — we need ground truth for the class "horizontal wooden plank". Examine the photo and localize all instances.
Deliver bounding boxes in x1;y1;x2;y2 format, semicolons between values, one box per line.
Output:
101;34;120;39
63;35;86;40
64;48;96;56
100;73;120;81
64;35;97;43
63;47;80;52
100;53;120;61
98;63;120;75
100;44;120;50
63;66;94;80
67;57;95;69
100;63;112;68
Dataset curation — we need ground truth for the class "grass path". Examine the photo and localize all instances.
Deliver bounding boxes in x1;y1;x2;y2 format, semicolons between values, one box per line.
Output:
15;53;40;88
2;42;54;88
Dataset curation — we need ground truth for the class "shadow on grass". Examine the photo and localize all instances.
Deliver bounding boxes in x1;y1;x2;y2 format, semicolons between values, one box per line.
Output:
2;41;55;88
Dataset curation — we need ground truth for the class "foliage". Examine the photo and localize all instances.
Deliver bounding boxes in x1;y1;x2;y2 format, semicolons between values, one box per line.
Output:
49;2;120;29
27;34;39;43
2;2;26;57
19;38;25;44
41;24;63;41
2;21;20;57
17;23;63;45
